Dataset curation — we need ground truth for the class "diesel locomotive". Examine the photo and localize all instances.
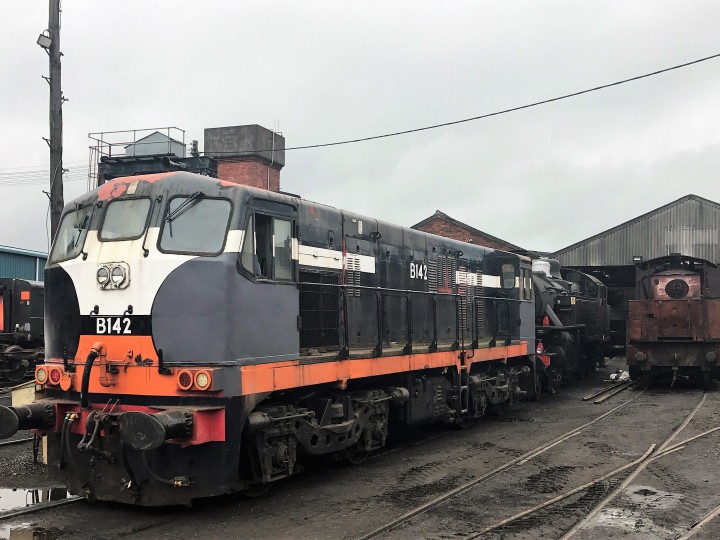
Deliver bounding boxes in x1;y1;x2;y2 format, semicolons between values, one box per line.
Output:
0;278;44;381
0;171;543;505
627;254;720;388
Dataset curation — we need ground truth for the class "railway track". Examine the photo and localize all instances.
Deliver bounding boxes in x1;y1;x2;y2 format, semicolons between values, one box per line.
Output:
582;379;635;404
0;436;33;447
0;496;82;522
354;391;646;540
455;392;719;539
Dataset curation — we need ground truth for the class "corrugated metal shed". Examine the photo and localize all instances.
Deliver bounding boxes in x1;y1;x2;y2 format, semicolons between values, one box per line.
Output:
0;245;47;281
553;195;720;266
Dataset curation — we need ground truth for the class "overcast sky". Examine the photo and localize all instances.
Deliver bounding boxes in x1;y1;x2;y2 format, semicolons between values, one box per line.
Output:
2;1;720;254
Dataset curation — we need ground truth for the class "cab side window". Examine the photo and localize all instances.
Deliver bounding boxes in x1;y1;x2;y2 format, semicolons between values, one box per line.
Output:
241;213;294;281
501;263;515;289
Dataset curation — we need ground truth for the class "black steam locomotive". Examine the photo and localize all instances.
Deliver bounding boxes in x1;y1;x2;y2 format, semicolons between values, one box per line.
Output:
532;259;609;392
0;278;44;381
627;254;720;388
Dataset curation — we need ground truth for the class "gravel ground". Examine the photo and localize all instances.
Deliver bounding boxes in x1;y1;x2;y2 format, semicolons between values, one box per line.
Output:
0;359;718;540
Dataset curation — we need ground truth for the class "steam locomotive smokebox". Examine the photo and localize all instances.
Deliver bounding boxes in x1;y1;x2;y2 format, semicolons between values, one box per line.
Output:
204;125;285;191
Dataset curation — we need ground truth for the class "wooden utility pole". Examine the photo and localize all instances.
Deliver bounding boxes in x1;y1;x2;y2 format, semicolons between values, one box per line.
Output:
48;0;64;240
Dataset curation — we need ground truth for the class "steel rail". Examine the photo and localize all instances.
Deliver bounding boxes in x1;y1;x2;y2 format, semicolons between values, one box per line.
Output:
354;391;646;540
0;437;33;447
676;502;720;540
593;380;635;404
465;421;720;539
559;392;708;539
581;382;627;401
0;496;82;522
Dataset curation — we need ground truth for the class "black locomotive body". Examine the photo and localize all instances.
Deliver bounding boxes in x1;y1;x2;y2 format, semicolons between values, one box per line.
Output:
0;171;542;506
627;254;720;387
0;278;44;381
532;260;609;390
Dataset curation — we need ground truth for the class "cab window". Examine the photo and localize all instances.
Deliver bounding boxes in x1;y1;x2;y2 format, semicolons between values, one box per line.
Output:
159;196;231;255
241;214;294;281
501;263;515;289
99;198;151;241
49;205;93;263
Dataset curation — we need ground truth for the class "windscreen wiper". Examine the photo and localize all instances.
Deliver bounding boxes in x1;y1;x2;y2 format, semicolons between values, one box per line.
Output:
166;191;203;236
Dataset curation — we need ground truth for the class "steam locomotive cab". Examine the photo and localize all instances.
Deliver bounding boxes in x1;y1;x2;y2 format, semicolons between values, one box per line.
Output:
532;260;609;391
627;255;720;387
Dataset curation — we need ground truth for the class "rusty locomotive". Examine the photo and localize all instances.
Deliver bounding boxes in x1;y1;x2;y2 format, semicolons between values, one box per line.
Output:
0;278;44;381
627;254;720;388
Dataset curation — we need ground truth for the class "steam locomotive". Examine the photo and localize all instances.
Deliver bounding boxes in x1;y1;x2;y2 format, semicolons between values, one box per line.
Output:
531;259;609;393
0;171;549;505
0;278;44;381
627;254;720;388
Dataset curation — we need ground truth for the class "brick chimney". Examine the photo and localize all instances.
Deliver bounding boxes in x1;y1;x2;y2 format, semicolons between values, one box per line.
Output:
204;125;285;191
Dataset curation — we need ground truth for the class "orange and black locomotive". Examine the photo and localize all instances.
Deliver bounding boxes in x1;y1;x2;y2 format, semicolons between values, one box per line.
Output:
0;171;541;505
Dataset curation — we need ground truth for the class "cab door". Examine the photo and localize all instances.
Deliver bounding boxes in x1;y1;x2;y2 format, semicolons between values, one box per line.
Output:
236;199;299;363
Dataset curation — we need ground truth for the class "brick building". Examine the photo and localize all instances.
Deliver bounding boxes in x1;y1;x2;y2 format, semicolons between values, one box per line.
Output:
204;125;285;191
411;210;521;252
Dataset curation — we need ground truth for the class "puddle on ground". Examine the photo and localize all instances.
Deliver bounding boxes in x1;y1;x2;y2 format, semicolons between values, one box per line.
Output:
0;488;69;513
626;484;686;510
0;523;64;540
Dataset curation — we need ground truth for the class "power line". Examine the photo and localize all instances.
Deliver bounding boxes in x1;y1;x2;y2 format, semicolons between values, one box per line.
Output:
3;50;720;179
207;51;720;156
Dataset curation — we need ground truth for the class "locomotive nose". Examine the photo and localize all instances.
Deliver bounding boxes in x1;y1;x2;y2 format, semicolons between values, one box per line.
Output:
0;402;56;439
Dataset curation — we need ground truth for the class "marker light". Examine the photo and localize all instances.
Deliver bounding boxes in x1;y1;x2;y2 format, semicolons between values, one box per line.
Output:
194;371;211;390
177;370;193;391
35;367;48;384
48;367;62;385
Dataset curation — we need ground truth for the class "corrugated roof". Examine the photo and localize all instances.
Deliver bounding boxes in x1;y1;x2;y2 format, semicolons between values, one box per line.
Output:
552;194;720;266
0;244;48;258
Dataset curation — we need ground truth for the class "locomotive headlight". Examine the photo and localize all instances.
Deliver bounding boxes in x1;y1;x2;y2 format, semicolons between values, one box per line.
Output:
111;265;126;287
35;367;48;384
194;371;211;390
96;266;110;287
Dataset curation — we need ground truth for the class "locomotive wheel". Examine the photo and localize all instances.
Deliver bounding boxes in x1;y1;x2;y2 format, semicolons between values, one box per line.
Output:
344;448;370;465
242;483;272;498
454;415;474;430
2;346;29;382
530;368;543;402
